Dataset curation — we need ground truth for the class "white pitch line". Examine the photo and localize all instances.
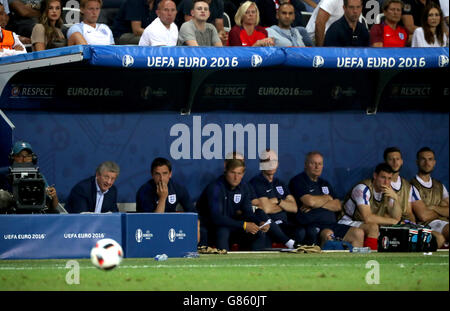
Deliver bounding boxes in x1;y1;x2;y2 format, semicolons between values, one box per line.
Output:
0;262;447;271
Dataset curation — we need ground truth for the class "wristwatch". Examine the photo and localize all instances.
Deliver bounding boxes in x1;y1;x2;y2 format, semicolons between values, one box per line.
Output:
276;197;282;205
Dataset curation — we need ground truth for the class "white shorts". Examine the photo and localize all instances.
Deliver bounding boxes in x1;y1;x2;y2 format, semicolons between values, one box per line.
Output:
428;219;449;234
338;216;363;228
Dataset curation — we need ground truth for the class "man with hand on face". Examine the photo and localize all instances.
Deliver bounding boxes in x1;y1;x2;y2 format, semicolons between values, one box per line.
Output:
136;157;195;213
383;147;416;222
65;161;120;213
338;163;402;250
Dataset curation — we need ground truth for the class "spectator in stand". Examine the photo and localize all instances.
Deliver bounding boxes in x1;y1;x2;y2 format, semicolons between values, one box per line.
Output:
228;0;274;46
323;0;370;46
256;0;306;28
301;0;319;12
30;0;66;51
0;0;9;14
439;0;448;31
176;0;227;43
65;161;120;214
411;147;449;249
223;0;237;27
177;0;222;46
402;0;440;36
370;0;408;47
112;0;159;45
138;0;178;46
67;0;115;45
267;1;313;46
411;2;448;46
305;0;345;46
8;0;42;38
0;2;26;54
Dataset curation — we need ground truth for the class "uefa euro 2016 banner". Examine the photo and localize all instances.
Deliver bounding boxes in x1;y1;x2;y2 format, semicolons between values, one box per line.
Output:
90;46;450;70
1;46;448;70
0;213;198;259
284;47;449;69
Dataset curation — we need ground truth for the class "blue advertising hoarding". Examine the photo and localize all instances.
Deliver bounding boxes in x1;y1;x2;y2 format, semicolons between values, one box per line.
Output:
0;213;198;259
124;213;198;258
1;46;447;70
0;214;123;259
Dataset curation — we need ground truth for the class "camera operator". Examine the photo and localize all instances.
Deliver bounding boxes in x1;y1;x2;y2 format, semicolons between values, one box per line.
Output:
0;141;61;213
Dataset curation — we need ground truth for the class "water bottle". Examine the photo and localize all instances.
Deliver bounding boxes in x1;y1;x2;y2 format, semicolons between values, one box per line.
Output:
154;254;168;261
183;252;199;258
352;247;371;253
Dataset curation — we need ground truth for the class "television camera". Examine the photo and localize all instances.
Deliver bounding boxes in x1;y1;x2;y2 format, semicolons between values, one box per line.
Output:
1;162;47;213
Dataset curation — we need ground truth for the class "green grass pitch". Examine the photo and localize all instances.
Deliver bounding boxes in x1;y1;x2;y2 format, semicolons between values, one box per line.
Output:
0;251;448;291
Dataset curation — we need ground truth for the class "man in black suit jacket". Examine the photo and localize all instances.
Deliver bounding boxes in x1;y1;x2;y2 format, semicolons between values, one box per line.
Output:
65;161;120;213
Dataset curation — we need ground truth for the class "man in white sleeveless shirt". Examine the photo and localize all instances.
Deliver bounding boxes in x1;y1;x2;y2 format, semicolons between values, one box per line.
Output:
411;147;449;248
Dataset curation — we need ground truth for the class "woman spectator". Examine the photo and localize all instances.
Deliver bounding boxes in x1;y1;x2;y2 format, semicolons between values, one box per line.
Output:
412;2;448;47
228;0;274;46
30;0;66;51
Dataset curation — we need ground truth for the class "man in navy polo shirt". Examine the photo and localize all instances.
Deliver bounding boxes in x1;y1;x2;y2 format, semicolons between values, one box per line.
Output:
288;151;364;247
323;0;369;47
196;157;270;251
136;157;195;213
112;0;160;44
249;149;299;249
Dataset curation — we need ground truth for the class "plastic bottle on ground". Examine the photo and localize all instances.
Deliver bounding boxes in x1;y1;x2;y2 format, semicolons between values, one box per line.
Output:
352;247;371;253
154;254;168;261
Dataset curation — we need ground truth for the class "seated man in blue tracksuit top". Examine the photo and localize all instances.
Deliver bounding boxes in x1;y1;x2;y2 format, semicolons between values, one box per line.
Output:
196;157;270;251
136;157;195;213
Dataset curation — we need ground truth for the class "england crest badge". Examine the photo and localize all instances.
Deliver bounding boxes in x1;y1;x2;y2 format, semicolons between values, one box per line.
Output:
276;186;284;195
322;186;329;195
234;194;242;203
168;194;177;204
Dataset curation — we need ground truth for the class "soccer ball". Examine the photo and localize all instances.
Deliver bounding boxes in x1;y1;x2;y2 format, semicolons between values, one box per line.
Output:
90;238;123;271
